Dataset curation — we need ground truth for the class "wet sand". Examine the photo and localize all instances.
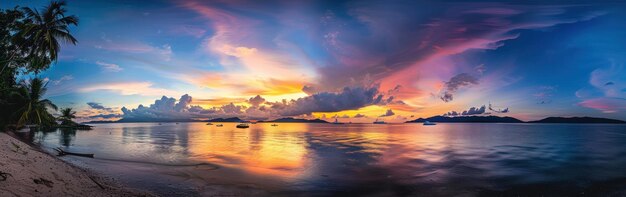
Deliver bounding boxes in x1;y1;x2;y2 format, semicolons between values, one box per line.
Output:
0;132;151;196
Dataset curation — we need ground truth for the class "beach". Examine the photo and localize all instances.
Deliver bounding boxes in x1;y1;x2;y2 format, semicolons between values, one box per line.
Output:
0;132;149;196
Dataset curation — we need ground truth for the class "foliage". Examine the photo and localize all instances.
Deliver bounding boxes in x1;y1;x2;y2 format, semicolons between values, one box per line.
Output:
11;78;58;127
58;108;77;126
0;1;78;129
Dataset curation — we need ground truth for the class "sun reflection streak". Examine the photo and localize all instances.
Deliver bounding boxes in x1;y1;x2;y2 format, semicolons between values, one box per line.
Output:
187;123;311;179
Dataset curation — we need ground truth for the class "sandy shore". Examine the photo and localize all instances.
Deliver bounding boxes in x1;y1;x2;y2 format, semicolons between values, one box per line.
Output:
0;132;151;196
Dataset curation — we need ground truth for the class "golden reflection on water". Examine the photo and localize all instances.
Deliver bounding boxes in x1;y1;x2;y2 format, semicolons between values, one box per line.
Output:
187;123;311;179
185;123;456;181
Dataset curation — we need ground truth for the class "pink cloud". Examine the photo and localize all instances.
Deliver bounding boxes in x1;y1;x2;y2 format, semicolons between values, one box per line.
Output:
578;97;626;113
464;7;524;15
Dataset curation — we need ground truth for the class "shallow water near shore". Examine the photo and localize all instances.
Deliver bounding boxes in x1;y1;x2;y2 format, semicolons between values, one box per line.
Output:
18;122;626;196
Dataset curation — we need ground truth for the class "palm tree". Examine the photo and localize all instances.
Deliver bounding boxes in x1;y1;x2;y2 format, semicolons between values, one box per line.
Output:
58;107;76;126
12;78;57;127
19;0;78;65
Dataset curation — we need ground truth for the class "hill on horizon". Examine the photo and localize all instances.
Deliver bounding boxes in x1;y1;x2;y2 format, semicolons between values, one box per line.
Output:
528;117;626;124
406;115;523;123
262;117;329;123
406;115;626;124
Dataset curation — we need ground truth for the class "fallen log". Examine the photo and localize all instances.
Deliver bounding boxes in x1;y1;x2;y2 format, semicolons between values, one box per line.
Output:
54;147;94;158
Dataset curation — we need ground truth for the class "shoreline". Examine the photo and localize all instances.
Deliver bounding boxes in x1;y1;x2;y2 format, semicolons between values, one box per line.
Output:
0;131;152;196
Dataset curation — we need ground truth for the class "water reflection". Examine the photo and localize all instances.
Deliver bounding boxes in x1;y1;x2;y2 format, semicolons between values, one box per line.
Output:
59;128;76;147
23;122;626;196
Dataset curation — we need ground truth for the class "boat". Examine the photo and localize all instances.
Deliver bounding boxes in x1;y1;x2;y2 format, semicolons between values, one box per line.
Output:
373;118;386;124
423;121;437;125
271;124;278;126
216;124;223;127
206;122;213;125
331;118;344;124
236;123;249;128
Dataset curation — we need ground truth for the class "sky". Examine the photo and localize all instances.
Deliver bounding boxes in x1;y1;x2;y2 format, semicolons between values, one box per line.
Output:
3;0;626;123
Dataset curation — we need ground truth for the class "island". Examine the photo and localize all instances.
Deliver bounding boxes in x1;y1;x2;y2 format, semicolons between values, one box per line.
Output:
262;117;329;123
528;117;626;124
206;117;245;122
406;115;524;123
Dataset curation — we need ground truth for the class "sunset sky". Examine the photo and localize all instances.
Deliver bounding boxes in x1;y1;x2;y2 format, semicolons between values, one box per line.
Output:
3;0;626;122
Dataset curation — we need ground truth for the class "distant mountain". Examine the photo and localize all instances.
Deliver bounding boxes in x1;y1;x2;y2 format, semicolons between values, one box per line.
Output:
406;115;523;123
82;120;117;124
207;117;244;122
528;117;626;124
265;117;329;123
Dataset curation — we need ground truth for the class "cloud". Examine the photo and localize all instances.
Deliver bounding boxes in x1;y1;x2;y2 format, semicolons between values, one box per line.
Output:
578;97;626;113
267;84;393;116
174;94;192;112
444;111;459;116
248;95;266;106
119;83;395;121
439;73;479;102
80;82;179;96
96;61;123;72
302;85;318;95
589;61;625;98
489;103;510;113
121;95;198;120
475;64;486;75
87;102;111;110
95;41;173;61
51;75;74;85
88;113;122;119
445;105;487;116
353;113;367;118
534;86;556;104
379;109;395;117
462;105;486;115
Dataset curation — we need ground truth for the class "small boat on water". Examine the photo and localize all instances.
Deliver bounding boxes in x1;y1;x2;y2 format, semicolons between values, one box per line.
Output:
236;123;249;128
216;124;223;127
373;118;386;124
271;124;278;126
332;118;344;124
423;121;437;125
206;122;213;125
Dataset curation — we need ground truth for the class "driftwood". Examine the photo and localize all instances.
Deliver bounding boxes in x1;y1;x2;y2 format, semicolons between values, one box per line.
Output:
53;147;94;158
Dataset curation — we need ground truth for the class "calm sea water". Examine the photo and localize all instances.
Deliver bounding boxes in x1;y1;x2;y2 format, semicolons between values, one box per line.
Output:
20;122;626;196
